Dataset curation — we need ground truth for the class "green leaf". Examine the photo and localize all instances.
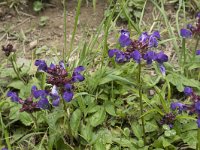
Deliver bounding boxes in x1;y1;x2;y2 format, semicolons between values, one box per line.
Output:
88;106;106;127
105;102;117;116
33;1;43;12
167;73;200;91
19;112;33;126
70;109;82;137
80;123;93;143
8;80;25;90
131;122;142;139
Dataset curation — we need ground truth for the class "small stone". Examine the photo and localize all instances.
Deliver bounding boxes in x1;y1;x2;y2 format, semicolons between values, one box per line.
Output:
149;90;155;96
29;40;38;50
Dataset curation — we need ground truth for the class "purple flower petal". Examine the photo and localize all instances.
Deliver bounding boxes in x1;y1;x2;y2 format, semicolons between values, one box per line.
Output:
195;102;200;114
74;66;85;73
180;29;192;38
31;86;37;92
7;91;19;102
170;102;185;112
143;51;156;64
131;50;141;63
197;118;200;128
155;51;168;64
49;63;56;69
37;98;50;109
63;91;74;102
148;36;158;48
196;12;200;19
184;87;193;96
59;61;65;69
52;98;60;107
159;64;166;76
196;50;200;55
119;34;132;47
138;32;149;44
65;83;72;91
72;73;85;82
35;60;47;72
33;90;47;99
152;31;161;39
108;49;119;58
115;51;126;63
120;29;130;37
187;24;195;31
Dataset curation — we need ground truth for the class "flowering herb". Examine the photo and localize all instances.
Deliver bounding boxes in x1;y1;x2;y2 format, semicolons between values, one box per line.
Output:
160;113;176;128
181;12;200;38
2;44;16;57
35;60;85;104
196;50;200;55
108;30;168;75
171;87;200;128
7;86;49;113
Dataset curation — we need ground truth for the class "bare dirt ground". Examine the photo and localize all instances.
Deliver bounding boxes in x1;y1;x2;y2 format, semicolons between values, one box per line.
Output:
0;0;107;60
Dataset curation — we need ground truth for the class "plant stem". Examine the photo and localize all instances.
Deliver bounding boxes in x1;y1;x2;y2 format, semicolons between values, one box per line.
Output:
192;38;199;60
197;128;200;150
63;0;67;62
30;113;38;130
138;63;146;145
41;72;46;90
181;38;186;66
68;0;82;63
10;56;26;84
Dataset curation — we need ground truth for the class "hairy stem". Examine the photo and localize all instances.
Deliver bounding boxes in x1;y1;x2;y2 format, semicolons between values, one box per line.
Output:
63;0;67;62
10;56;26;84
138;63;146;145
30;113;38;130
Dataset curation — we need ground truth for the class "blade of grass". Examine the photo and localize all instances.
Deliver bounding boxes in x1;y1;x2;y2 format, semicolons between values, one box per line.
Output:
68;0;82;62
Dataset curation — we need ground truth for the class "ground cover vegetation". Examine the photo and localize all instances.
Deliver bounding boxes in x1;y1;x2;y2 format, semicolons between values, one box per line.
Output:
1;0;200;149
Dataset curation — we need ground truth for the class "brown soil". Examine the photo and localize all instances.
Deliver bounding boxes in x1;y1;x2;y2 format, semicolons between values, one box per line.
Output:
0;0;107;60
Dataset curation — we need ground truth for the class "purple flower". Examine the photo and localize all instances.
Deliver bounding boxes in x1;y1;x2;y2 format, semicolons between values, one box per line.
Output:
108;49;120;58
1;148;8;150
143;51;156;64
72;73;85;82
32;89;47;99
187;24;195;31
195;102;200;114
37;98;50;109
170;102;185;112
65;83;73;91
197;118;200;128
148;36;158;47
7;91;20;102
159;64;166;76
131;50;141;63
49;63;56;69
155;51;168;64
138;32;149;44
152;31;161;39
180;29;192;38
115;51;126;63
119;30;132;47
63;91;74;102
59;61;65;69
50;85;60;107
74;66;85;73
184;87;193;96
35;60;47;72
196;12;200;19
196;50;200;55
